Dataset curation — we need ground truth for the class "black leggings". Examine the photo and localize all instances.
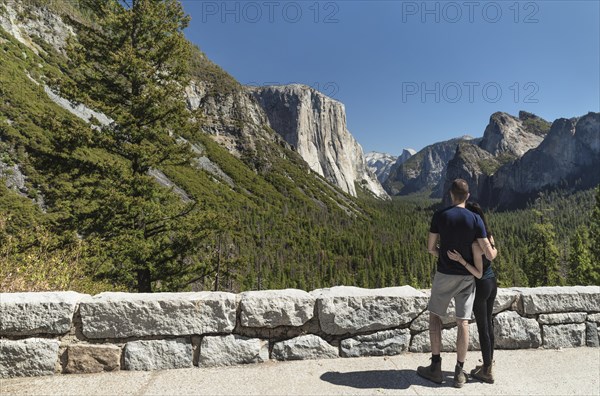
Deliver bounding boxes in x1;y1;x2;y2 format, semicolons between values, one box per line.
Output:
473;277;497;366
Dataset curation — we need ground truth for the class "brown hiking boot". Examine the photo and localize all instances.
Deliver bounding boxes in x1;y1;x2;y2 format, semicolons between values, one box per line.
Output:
453;364;468;388
471;363;494;384
417;358;443;384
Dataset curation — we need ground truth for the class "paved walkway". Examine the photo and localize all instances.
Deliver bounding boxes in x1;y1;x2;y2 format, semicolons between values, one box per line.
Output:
1;348;599;395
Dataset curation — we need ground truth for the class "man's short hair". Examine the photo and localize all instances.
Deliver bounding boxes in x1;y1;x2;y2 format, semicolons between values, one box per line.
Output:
450;179;469;202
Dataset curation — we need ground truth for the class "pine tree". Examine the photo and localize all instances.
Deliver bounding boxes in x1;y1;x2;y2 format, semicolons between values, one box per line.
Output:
567;226;597;285
524;221;561;287
68;0;217;292
590;185;600;265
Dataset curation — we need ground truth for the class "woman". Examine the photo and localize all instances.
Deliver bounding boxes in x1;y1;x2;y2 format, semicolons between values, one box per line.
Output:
447;201;497;384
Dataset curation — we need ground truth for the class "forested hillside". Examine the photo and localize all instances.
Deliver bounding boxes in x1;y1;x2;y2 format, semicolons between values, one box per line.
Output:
1;0;598;294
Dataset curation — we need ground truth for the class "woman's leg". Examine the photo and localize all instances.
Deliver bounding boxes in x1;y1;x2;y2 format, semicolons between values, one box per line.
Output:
474;278;493;366
487;277;498;363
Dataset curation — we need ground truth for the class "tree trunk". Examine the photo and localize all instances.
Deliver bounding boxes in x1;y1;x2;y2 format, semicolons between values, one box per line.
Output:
214;235;221;292
137;269;152;292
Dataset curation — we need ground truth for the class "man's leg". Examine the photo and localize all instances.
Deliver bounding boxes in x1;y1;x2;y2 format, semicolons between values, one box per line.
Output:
453;318;470;388
430;312;442;355
417;312;444;383
418;272;454;384
453;277;475;388
456;318;469;364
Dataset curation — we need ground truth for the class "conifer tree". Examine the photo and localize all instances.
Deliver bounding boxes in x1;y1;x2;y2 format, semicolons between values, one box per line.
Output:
68;0;217;292
524;220;561;287
567;226;597;285
590;185;600;265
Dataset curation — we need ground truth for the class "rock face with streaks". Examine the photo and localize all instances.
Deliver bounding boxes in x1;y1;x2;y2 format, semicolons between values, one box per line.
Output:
365;151;397;184
250;85;388;198
0;1;74;55
184;79;275;158
479;112;546;157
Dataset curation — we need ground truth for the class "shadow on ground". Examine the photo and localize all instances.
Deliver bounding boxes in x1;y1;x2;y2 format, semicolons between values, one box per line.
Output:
320;369;458;390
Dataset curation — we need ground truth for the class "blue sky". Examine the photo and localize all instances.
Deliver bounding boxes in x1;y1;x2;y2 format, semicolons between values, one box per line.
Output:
182;1;600;154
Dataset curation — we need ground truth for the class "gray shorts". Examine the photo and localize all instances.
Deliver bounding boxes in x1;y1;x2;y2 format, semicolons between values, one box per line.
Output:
428;271;475;320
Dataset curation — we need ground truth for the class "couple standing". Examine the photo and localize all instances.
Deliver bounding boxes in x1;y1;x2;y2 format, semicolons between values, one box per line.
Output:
417;179;498;388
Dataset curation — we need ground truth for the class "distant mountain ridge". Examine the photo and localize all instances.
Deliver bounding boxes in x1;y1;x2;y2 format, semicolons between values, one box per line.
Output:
480;112;600;209
383;136;477;197
442;111;598;209
382;109;599;209
365;149;415;184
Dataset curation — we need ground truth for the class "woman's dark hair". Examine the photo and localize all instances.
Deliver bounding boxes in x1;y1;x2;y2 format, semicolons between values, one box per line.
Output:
466;201;492;238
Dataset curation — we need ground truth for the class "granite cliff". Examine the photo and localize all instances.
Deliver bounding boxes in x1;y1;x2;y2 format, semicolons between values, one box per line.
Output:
250;85;387;199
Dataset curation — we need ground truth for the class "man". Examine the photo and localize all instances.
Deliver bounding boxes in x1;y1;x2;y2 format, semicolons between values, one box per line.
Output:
417;179;497;388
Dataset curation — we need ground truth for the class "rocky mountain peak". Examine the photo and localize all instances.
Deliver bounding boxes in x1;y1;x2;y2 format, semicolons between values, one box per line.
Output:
366;152;397;184
399;148;417;160
518;110;552;137
518;110;540;122
574;112;600;153
479;111;544;157
536;112;599;158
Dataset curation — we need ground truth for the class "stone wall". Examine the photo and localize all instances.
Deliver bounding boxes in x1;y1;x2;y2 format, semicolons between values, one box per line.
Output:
1;286;598;378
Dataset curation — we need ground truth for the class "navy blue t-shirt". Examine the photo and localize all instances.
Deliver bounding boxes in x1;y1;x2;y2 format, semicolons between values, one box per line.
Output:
430;205;487;275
